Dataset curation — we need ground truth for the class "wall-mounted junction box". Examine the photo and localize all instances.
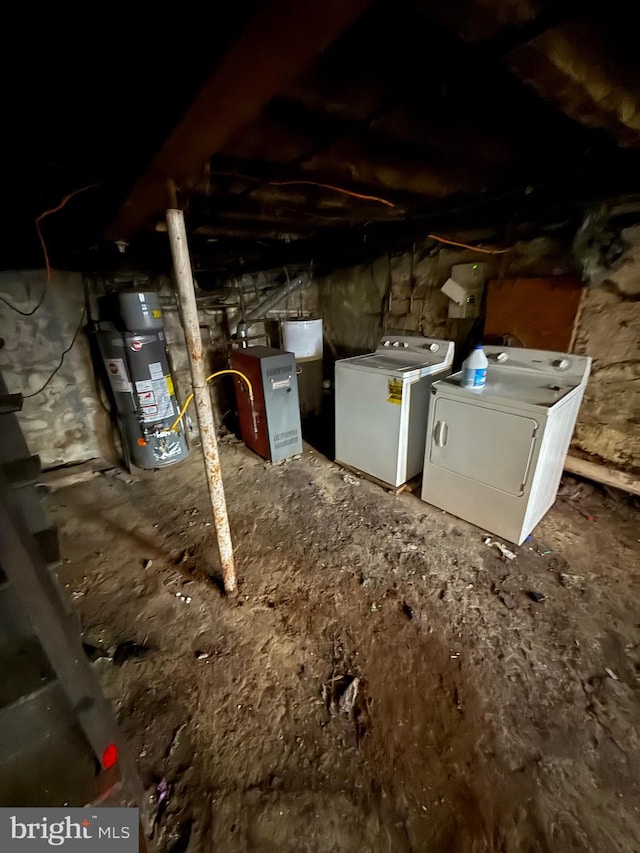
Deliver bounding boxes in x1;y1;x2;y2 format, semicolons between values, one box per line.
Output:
441;262;487;319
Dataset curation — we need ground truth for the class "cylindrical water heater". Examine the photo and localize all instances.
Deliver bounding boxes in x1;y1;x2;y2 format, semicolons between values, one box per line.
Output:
96;290;189;469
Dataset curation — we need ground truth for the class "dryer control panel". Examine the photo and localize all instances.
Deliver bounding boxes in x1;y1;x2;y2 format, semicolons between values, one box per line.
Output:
483;346;592;386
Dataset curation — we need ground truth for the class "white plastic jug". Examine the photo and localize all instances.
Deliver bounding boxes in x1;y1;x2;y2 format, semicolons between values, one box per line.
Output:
460;345;488;392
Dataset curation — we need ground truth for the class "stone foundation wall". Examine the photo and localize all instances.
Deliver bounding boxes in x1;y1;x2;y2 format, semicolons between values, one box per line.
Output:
571;226;640;472
0;270;111;468
0;269;320;468
1;233;636;474
316;232;639;473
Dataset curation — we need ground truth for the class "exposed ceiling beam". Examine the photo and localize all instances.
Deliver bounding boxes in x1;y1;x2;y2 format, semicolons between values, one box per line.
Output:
107;0;371;240
507;25;640;148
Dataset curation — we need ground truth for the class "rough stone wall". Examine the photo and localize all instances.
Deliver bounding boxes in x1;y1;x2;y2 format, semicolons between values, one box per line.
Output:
571;226;640;472
318;235;576;363
0;270;112;468
318;247;486;362
2;240;636;474
316;232;639;473
0;268;320;468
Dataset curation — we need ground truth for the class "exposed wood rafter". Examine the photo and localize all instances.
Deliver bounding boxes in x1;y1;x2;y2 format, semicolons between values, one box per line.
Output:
108;0;371;240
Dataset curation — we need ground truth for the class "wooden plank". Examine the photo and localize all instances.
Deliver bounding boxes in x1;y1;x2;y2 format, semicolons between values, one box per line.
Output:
564;454;640;496
108;0;371;239
484;277;583;352
399;474;423;495
39;458;114;489
338;461;421;496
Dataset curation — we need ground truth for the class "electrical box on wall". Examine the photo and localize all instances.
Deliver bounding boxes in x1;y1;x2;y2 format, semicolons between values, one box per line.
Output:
441;262;486;319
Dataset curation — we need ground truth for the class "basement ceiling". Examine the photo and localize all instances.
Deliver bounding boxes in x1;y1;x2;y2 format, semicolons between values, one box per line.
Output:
2;0;640;279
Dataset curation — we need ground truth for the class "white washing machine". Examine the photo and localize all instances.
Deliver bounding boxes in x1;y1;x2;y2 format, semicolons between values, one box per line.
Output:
421;346;592;544
335;336;454;488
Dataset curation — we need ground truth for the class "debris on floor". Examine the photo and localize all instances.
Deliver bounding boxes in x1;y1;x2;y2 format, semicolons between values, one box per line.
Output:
483;537;517;560
51;443;640;852
342;472;360;486
526;590;546;603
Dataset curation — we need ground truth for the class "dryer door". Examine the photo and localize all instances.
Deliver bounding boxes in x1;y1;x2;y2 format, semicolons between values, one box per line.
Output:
429;397;538;496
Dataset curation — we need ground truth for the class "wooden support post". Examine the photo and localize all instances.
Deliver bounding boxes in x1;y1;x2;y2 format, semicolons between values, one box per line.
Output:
166;209;238;596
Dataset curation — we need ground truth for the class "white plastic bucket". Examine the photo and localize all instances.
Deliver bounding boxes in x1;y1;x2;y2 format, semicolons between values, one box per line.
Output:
283;319;323;362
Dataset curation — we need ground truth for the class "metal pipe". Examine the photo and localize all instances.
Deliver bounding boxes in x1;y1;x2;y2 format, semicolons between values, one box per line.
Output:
165;209;237;596
243;272;309;323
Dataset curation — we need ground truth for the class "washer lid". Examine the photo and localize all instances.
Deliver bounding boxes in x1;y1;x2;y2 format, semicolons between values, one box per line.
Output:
352;353;441;373
338;336;454;375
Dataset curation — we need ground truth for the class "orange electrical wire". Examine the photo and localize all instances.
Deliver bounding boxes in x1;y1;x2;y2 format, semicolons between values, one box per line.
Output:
35;183;100;280
269;180;395;208
210;171;395;208
427;233;511;254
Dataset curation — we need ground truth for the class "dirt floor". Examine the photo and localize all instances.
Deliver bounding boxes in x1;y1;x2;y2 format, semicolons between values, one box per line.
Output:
48;436;640;852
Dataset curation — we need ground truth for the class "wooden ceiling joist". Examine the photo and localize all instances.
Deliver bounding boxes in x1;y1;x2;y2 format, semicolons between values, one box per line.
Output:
108;0;371;240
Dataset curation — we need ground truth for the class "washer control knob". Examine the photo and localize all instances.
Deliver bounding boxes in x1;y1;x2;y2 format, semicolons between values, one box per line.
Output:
383;340;391;347
496;352;509;362
402;342;409;348
392;341;400;347
429;343;439;352
553;358;570;370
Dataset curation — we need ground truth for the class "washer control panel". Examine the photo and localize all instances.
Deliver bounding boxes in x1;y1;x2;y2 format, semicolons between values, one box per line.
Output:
375;336;454;366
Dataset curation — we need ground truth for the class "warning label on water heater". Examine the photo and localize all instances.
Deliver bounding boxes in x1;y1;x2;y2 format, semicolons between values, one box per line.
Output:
136;362;174;423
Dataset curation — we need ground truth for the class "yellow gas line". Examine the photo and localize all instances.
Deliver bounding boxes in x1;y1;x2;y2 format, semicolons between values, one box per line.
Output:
169;369;256;434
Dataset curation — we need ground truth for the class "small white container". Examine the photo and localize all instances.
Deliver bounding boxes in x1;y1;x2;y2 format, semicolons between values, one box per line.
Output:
460;345;488;392
282;319;323;362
